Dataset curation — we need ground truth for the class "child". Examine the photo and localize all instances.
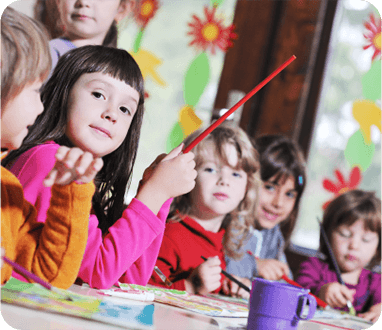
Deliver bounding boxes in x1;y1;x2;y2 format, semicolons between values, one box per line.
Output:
3;45;197;290
225;134;307;282
35;0;134;71
149;123;260;297
1;7;103;289
296;190;381;323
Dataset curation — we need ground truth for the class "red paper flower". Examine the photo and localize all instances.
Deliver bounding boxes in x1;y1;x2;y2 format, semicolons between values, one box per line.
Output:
187;6;237;54
134;0;160;28
322;167;362;209
363;13;381;61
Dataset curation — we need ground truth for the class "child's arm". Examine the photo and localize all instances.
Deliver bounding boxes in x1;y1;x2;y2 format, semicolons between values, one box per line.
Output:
11;144;176;289
78;198;172;289
1;148;102;288
295;257;326;295
358;303;381;323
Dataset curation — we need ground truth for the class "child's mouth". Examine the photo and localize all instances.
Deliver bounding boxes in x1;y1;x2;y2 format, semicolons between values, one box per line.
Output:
345;255;358;262
213;193;228;201
262;208;279;221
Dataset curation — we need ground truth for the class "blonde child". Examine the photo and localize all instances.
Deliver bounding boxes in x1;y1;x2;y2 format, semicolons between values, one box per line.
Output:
34;0;134;71
3;45;197;289
296;190;381;323
225;135;307;282
1;7;103;288
149;123;260;298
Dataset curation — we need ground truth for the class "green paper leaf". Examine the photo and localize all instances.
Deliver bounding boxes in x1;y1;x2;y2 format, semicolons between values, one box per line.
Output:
166;122;185;153
184;52;210;107
211;0;225;7
133;29;144;53
344;130;375;172
361;60;381;101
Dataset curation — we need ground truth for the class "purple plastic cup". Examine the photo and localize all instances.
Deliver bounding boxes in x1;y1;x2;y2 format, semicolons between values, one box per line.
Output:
247;278;317;330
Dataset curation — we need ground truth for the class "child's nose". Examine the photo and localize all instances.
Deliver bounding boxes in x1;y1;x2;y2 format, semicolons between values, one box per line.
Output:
102;107;118;122
271;192;282;208
217;172;230;186
349;236;361;249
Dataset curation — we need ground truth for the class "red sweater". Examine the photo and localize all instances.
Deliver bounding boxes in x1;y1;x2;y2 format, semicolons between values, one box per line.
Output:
149;215;226;292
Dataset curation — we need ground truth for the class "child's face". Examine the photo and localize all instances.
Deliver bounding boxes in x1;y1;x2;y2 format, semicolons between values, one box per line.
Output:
1;80;44;150
65;72;139;158
331;219;379;274
60;0;128;44
256;174;297;230
189;141;248;218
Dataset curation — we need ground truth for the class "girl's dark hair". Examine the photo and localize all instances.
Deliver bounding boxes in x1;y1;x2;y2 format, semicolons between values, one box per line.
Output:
255;134;307;247
320;189;381;269
3;45;145;234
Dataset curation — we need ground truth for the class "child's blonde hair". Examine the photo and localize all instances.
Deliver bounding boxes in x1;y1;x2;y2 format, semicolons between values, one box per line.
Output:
1;6;51;109
321;189;381;269
169;122;261;259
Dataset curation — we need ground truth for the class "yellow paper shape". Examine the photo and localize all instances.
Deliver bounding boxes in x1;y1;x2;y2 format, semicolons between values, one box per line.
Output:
179;105;203;136
352;100;381;144
131;49;166;86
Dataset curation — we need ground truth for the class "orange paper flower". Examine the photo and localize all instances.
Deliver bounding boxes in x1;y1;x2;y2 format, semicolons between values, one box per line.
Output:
322;167;362;209
363;13;381;61
187;6;237;54
134;0;160;28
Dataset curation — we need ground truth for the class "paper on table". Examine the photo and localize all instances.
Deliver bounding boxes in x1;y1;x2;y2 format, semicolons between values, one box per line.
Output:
1;277;154;329
100;288;155;302
119;282;248;317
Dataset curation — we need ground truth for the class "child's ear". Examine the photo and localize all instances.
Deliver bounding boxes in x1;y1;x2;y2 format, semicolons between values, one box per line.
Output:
115;0;135;23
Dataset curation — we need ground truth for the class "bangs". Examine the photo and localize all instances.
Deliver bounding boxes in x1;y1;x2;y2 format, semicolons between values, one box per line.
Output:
261;149;305;192
63;46;144;105
195;137;257;174
85;48;144;103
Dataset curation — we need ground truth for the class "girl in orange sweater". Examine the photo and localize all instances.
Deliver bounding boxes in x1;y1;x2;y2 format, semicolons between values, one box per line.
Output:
1;6;103;289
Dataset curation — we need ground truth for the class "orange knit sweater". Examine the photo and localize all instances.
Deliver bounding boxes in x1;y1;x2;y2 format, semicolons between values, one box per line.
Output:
1;166;95;289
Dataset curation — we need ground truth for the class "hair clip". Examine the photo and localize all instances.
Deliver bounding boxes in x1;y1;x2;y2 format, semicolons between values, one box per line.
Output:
298;175;304;186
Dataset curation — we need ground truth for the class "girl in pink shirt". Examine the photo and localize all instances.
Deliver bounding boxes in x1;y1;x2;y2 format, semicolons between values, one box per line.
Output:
3;45;197;289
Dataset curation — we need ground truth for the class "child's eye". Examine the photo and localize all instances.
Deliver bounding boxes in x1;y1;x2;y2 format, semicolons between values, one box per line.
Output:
264;184;275;191
338;230;351;238
92;91;105;100
204;167;216;173
362;235;377;243
286;191;297;199
119;106;131;115
232;172;242;178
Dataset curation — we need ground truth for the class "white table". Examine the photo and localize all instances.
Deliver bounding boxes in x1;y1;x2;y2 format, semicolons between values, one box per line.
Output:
0;284;372;330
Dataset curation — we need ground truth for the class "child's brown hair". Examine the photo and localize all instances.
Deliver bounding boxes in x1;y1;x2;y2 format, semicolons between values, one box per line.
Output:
1;6;51;108
169;122;261;259
320;189;381;269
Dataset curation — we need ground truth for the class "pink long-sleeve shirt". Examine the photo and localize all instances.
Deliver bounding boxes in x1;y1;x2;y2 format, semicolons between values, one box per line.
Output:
9;141;171;289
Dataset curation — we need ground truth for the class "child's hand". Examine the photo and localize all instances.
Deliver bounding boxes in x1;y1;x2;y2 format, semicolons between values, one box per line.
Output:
185;256;222;295
358;303;381;323
222;275;251;300
44;146;103;187
318;282;356;309
138;143;197;201
256;258;290;281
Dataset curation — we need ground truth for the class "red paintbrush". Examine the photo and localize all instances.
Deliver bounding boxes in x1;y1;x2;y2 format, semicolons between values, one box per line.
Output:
246;250;328;308
183;55;296;153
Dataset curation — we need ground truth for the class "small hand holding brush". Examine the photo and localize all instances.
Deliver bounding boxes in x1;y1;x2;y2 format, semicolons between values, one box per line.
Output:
317;217;356;315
